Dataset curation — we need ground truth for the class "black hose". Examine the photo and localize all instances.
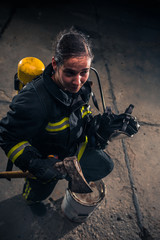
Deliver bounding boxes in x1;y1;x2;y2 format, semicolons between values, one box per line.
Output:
90;67;106;112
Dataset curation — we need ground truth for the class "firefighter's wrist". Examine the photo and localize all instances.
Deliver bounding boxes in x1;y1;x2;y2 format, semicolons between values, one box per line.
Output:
14;157;30;172
14;146;42;172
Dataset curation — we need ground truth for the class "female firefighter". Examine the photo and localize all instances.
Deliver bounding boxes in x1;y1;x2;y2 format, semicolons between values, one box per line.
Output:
0;28;139;204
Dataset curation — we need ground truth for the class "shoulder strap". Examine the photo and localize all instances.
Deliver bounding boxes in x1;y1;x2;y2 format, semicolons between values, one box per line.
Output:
31;77;51;119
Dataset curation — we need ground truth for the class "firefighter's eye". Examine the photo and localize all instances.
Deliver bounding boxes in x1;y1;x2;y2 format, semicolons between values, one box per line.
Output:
80;70;89;76
64;70;76;77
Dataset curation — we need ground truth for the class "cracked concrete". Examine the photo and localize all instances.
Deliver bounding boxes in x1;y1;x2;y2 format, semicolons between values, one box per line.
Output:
0;89;12;101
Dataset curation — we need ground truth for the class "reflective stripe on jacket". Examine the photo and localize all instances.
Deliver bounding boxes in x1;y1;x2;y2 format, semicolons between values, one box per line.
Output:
0;64;93;166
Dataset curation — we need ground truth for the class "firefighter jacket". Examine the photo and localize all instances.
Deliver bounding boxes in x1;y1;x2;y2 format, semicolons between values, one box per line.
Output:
0;64;94;170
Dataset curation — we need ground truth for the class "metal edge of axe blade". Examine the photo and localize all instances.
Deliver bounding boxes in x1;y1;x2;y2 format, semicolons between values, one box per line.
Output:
63;156;93;193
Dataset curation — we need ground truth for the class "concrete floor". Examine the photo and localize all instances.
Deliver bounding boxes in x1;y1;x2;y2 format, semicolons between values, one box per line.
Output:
0;2;160;239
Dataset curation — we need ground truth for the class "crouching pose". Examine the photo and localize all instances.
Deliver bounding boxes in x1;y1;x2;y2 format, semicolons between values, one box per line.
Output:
0;28;139;204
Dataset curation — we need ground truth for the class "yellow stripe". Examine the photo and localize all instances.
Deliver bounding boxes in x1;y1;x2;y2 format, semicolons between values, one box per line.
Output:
77;136;88;161
47;117;69;127
7;141;29;160
12;149;25;163
82;110;92;118
81;106;92;118
46;117;70;132
46;123;70;132
23;180;32;200
81;106;85;112
25;187;31;200
23;180;30;199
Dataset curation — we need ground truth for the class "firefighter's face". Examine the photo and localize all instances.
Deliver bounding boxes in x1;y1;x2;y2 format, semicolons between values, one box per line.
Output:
52;56;91;93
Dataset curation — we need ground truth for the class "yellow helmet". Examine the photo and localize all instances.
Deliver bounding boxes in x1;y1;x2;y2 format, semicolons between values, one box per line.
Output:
15;57;45;90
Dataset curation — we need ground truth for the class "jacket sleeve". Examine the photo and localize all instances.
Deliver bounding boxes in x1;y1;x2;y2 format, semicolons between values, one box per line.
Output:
0;84;46;170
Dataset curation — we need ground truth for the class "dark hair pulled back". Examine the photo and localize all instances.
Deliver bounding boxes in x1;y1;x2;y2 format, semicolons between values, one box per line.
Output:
53;27;94;65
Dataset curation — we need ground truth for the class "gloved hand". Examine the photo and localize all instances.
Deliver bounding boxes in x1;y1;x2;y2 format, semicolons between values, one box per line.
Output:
28;157;67;183
14;146;67;183
96;107;140;145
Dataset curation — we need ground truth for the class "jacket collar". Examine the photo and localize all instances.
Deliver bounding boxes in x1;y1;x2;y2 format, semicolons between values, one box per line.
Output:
43;63;91;106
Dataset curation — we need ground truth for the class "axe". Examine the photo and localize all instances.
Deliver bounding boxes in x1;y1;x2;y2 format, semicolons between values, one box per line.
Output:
0;156;92;194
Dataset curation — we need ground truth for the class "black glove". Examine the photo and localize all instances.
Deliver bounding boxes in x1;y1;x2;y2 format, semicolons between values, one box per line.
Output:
28;157;66;183
14;146;66;183
96;107;140;145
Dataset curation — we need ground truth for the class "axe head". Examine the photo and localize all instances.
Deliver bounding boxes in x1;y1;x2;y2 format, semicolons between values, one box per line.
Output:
63;156;93;194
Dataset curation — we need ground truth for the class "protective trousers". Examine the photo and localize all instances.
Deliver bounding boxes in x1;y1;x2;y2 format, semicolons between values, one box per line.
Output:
23;148;114;203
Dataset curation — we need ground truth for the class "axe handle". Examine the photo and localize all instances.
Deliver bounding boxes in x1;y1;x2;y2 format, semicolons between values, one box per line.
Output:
0;161;61;179
0;160;61;179
0;170;34;179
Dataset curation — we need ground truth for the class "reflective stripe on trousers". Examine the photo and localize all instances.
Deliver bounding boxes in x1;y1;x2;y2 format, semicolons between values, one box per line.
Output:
23;179;32;200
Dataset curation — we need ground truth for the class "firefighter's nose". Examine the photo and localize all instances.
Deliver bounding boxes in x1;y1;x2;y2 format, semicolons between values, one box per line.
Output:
73;75;81;85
